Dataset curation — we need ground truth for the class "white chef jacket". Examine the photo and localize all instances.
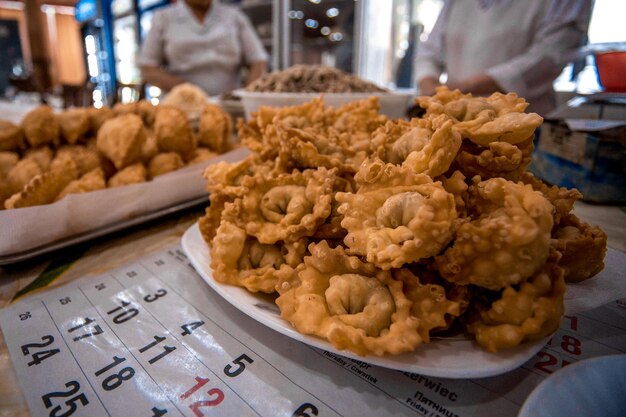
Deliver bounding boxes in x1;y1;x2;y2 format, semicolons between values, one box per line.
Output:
138;0;269;96
414;0;592;115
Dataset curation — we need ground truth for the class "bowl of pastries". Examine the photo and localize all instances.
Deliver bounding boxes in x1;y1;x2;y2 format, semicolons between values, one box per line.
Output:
0;83;247;260
235;65;414;119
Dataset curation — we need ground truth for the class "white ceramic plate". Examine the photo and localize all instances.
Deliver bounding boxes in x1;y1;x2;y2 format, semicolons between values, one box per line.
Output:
182;223;550;379
518;354;626;417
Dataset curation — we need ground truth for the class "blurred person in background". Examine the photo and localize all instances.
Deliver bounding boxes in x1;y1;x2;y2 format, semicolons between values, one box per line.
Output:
414;0;593;115
138;0;269;96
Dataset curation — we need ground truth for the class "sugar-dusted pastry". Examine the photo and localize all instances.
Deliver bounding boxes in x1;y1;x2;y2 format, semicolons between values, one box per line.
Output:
0;120;23;151
55;167;106;201
21;105;60;147
96;114;146;169
148;152;184;178
107;163;147;188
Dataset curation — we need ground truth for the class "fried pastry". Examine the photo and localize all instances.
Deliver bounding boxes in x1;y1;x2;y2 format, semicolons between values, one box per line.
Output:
436;177;554;290
275;241;424;356
198;104;232;153
222;167;336;244
21;105;60;147
55;167;106;201
0;120;23;151
96;114;145;169
58;108;90;144
107;163;147;188
4;159;78;209
337;159;458;269
148;152;184;178
154;105;197;161
465;251;565;352
211;221;307;293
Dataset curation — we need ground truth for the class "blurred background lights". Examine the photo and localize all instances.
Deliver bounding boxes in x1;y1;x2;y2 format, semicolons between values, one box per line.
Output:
320;26;331;36
308;0;321;4
330;32;343;42
326;7;339;18
305;19;319;29
288;10;304;19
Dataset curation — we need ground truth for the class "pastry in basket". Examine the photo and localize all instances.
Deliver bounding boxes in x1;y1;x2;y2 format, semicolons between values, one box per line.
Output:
20;105;60;148
55;167;106;201
154;106;197;161
148;152;184;178
198;104;232;153
5;158;77;209
107;163;147;188
96;113;146;170
0;120;23;151
58;108;90;145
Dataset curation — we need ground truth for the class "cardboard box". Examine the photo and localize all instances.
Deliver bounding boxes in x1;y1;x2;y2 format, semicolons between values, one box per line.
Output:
529;96;626;204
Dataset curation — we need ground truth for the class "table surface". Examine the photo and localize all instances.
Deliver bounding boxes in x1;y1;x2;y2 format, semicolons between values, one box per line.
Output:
0;200;624;417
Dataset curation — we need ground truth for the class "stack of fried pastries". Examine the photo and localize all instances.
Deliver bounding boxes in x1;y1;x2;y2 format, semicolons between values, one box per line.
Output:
0;100;233;210
200;86;608;356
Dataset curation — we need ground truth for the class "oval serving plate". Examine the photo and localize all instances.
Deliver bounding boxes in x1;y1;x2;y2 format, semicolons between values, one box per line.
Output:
182;222;549;379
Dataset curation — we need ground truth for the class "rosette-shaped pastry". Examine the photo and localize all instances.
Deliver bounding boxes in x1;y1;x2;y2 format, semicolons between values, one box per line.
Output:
277;126;358;174
551;213;607;283
211;222;307;293
392;268;462;340
436;177;554;290
275;241;425;356
337;159;458;269
373;115;461;177
520;171;582;227
199;157;274;244
453;136;534;181
417;86;543;146
222;167;336;244
241;98;327;160
465;251;565;352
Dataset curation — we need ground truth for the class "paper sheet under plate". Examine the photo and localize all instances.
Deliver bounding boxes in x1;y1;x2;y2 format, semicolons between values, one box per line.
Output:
0;147;249;256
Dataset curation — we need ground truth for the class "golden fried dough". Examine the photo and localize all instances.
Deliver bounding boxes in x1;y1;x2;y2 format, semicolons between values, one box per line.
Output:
107;163;147;188
4;159;78;209
154;106;197;160
0;120;23;151
96;114;145;169
56;167;106;201
21;105;60;147
198;104;232;152
148;152;184;178
58;108;90;144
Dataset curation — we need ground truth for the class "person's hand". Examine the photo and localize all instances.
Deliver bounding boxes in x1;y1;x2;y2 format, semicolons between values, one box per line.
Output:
418;76;440;96
447;73;502;95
